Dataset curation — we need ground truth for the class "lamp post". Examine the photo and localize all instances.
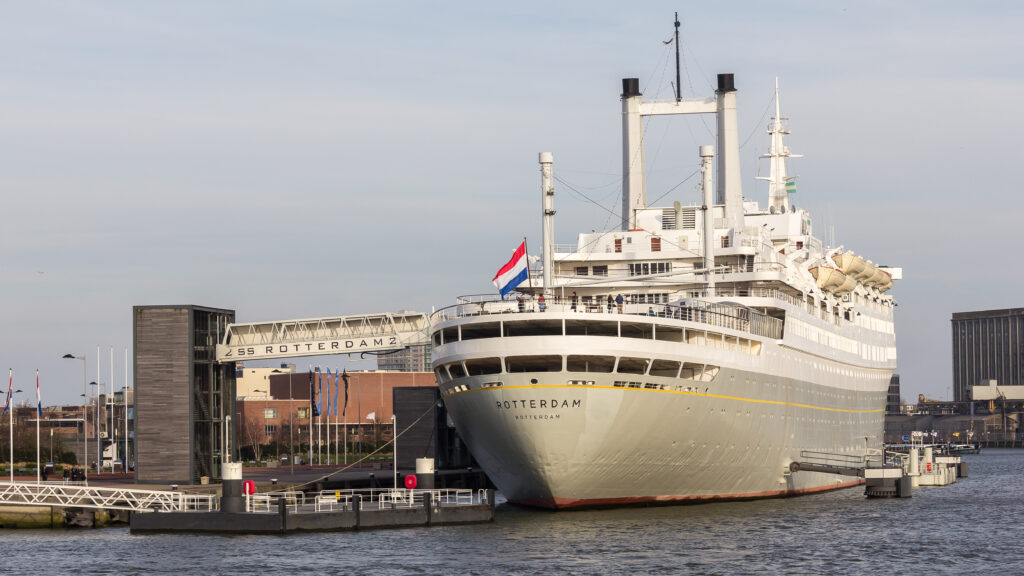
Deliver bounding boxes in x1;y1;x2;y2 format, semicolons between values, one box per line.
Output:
89;381;99;473
8;388;22;482
61;354;86;474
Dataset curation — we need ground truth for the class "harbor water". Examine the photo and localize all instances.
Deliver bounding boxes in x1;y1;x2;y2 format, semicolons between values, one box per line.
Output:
3;450;1022;575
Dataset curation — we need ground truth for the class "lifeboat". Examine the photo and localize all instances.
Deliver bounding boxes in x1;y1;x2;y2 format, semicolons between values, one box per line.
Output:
854;260;877;283
863;267;889;288
809;266;847;292
831;252;867;277
834;275;858;295
875;269;893;292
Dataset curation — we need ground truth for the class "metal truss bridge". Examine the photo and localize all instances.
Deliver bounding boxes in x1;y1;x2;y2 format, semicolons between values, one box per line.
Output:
0;482;215;512
215;311;431;362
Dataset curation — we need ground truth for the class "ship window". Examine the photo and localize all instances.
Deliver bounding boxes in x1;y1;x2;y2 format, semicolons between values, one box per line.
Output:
565;320;618;337
575;266;589;276
465;357;503;376
434;367;450;384
432;331;442;346
649;359;681;378
620;322;653;340
461;322;501;341
614;238;622;253
616;357;649;375
566;355;615;373
503;320;563;337
655;326;683;343
680;363;702;380
442;327;459;344
447;362;466;378
593;265;608;277
642;263;649;275
505;355;563;373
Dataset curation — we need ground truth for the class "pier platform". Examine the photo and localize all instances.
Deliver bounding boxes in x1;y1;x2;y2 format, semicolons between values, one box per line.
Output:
130;488;494;534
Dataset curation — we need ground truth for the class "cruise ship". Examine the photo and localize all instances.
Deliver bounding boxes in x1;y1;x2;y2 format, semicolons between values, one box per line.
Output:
429;70;900;508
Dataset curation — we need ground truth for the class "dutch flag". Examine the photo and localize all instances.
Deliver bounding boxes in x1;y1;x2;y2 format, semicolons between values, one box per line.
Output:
492;241;529;298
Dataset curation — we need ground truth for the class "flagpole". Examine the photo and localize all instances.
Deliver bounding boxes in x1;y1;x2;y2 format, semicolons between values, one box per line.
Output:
35;370;40;483
523;236;533;291
8;369;14;483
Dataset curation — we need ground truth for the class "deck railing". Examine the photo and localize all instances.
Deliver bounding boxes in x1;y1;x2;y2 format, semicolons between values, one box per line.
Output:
432;295;783;340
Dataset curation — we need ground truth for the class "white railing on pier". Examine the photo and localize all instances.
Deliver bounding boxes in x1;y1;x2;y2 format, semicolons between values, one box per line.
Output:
245;488;487;514
0;481;215;513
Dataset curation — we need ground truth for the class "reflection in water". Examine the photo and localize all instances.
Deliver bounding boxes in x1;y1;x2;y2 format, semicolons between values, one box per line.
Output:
2;451;1022;575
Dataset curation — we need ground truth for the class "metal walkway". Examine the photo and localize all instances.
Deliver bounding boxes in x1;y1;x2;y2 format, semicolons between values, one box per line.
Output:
216;311;430;362
0;482;215;512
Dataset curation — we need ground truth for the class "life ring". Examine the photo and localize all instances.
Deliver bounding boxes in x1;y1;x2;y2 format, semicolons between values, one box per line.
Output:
243;479;256;495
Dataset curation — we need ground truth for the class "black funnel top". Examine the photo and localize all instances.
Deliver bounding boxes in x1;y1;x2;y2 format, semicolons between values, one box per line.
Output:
717;73;736;93
621;78;641;98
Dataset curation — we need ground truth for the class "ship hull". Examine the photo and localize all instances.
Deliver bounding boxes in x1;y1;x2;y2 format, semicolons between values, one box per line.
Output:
442;366;885;509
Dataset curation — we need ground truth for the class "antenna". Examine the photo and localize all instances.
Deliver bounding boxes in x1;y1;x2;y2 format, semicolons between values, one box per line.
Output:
674;12;681;102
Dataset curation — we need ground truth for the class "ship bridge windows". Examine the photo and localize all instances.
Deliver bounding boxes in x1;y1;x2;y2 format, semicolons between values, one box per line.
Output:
503;320;563;337
649;359;682;378
506;355;563;373
433;331;442;346
446;362;466;379
434;367;451;384
461;322;501;341
565;320;617;337
465;357;502;376
566;355;615;373
616;357;650;375
654;326;684;343
442;327;459;345
621;322;654;340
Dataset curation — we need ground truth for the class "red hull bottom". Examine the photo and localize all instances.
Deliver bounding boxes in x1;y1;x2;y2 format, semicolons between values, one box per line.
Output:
510;478;865;510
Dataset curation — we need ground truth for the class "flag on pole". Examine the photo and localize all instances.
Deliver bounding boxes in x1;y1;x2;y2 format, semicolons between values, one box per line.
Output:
786;180;797;195
333;369;340;417
310;366;319;417
342;369;349;416
492;240;529;298
316;367;323;417
2;370;11;416
36;370;41;417
366;411;376;421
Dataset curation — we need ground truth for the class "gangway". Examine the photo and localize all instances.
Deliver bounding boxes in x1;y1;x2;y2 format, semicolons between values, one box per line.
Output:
216;311;430;362
0;481;216;512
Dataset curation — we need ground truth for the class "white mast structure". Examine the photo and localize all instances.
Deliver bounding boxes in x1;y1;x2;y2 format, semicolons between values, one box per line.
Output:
758;78;802;213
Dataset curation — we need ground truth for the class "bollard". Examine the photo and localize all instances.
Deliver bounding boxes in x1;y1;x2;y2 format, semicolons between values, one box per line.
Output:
424;492;432;526
353;494;362;529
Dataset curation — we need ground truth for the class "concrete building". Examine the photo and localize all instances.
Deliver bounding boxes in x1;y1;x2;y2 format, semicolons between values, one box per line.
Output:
952;308;1024;402
377;344;431;372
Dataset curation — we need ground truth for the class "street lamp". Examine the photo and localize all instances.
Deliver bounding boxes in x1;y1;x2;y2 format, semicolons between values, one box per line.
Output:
61;354;86;473
8;388;22;482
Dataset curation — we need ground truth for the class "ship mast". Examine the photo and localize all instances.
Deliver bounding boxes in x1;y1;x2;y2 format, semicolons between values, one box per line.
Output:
674;12;681;103
760;78;802;213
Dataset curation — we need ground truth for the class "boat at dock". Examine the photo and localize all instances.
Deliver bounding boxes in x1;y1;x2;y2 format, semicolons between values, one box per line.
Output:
430;33;900;509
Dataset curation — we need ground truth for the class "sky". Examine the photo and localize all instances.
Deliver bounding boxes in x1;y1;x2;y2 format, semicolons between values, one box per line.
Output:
2;1;1022;405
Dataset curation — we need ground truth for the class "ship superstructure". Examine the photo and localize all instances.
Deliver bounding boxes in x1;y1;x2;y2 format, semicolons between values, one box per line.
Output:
429;70;900;508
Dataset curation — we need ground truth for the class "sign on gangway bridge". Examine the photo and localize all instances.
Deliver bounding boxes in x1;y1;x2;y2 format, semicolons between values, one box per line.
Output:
215;311;431;362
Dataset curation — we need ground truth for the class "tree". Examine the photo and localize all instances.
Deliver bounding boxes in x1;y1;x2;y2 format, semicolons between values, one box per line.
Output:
241;415;265;463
